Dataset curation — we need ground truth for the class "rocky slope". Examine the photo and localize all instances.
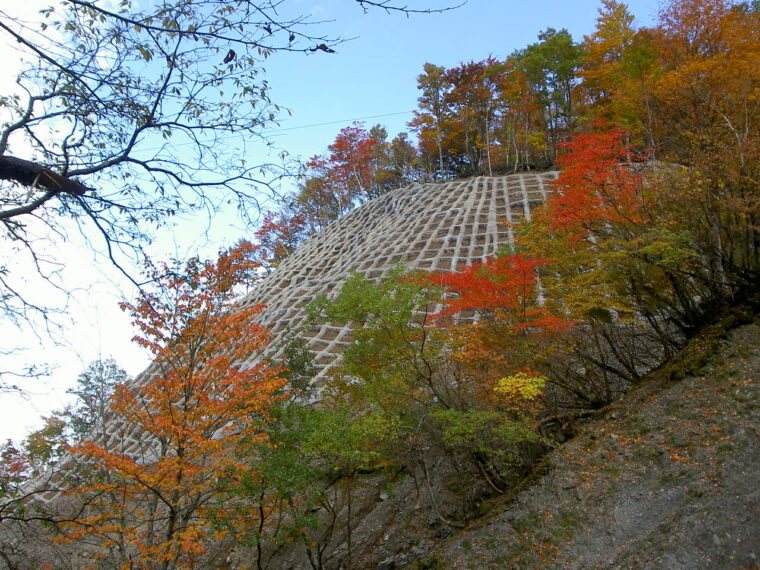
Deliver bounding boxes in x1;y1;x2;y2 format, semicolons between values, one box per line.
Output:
413;310;760;569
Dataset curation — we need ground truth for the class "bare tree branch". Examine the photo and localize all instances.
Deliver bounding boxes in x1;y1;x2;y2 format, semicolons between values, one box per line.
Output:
0;0;461;366
354;0;465;14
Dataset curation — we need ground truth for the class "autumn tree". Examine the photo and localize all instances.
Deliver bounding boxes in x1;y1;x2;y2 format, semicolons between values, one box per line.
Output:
410;32;582;176
411;59;509;177
432;253;566;395
309;268;466;483
541;0;759;332
365;125;422;194
292;122;419;235
0;440;33;536
493;62;544;171
410;63;451;177
309;268;451;421
382;130;422;185
254;210;309;273
310;266;551;494
21;416;69;478
423;254;569;485
295;156;351;235
513;127;719;408
325;123;383;201
649;0;760;291
0;358;126;532
579;0;659;143
652;0;759;160
0;411;68;558
442;59;508;176
251;122;419;260
518;129;650;322
57;242;286;568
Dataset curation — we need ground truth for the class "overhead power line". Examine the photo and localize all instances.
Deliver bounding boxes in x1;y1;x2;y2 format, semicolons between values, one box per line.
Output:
266;110;414;135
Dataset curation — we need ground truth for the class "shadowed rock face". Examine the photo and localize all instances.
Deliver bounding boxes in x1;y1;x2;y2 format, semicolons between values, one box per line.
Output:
237;172;558;383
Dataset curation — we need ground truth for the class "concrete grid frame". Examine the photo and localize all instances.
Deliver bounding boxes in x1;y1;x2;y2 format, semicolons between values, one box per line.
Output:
43;172;558;478
238;171;558;385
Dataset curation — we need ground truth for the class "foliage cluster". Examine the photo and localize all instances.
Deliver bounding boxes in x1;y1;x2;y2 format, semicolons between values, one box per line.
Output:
0;243;292;568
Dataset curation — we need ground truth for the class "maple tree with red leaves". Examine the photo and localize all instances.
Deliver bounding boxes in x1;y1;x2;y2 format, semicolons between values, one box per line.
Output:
433;254;557;328
517;128;660;327
277;122;420;238
428;253;571;407
325;124;382;202
254;210;308;272
58;241;286;568
299;123;384;223
547;128;646;235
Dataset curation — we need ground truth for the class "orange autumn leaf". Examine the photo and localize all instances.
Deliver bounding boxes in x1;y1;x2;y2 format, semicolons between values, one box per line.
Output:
547;128;646;235
59;241;287;569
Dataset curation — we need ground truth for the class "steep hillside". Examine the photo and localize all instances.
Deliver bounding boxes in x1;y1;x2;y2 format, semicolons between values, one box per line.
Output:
415;310;760;569
220;308;760;569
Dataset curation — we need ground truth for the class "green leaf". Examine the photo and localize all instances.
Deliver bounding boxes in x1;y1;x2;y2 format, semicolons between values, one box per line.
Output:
137;45;153;61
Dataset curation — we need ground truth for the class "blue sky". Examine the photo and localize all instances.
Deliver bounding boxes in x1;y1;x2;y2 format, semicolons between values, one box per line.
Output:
258;0;661;167
0;0;662;442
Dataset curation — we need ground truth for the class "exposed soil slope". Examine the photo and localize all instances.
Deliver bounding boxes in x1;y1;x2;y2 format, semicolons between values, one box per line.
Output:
416;312;760;569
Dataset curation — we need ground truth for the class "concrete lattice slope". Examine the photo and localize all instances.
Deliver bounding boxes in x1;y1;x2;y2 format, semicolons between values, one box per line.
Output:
41;172;557;480
238;171;558;383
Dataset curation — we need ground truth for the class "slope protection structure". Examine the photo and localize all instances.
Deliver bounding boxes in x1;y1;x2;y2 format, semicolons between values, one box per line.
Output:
237;171;559;384
32;172;558;503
